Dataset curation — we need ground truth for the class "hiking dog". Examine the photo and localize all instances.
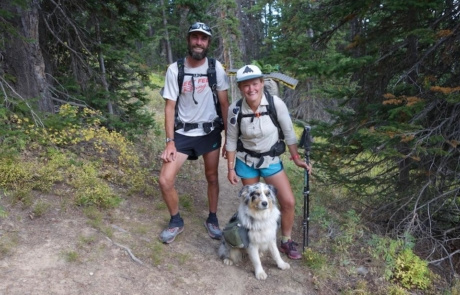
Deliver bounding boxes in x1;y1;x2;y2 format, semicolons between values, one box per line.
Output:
218;183;290;280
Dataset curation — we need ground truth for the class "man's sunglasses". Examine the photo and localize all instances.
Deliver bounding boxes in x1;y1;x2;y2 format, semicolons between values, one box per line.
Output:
189;22;212;35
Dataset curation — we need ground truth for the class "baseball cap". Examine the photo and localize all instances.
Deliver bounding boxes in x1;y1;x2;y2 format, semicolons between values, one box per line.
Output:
236;65;264;83
188;22;212;37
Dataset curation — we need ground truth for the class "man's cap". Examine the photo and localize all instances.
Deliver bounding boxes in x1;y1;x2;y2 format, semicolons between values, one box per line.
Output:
188;22;212;37
236;65;264;83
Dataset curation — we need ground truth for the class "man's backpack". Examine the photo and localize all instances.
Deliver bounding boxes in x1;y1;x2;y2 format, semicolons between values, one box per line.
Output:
175;57;222;119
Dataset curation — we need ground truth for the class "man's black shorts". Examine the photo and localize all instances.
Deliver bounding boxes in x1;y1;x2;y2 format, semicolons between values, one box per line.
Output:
174;128;222;160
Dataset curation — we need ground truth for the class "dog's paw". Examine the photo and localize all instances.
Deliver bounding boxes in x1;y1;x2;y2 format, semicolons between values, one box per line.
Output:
278;261;290;270
255;270;268;280
223;258;234;266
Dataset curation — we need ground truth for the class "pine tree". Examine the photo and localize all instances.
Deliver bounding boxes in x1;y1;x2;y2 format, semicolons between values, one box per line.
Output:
271;0;460;271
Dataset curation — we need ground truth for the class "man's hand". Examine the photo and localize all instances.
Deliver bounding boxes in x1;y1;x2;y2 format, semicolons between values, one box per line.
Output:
161;142;177;162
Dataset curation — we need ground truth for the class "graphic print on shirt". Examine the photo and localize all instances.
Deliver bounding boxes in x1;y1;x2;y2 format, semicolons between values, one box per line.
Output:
182;77;209;94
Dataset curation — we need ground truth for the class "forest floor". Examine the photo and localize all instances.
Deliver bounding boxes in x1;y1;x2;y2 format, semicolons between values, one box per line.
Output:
0;153;320;295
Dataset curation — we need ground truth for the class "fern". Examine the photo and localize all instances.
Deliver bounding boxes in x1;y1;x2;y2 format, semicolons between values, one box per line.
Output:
393;248;431;290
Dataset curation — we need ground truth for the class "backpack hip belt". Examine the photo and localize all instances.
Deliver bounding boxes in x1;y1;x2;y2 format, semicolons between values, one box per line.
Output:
175;118;223;133
237;139;286;168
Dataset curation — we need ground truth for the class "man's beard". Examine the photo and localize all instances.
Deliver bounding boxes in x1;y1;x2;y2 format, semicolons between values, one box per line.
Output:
188;46;208;60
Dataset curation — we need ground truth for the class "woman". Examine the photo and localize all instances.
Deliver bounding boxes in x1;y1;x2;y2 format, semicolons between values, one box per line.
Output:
226;64;312;260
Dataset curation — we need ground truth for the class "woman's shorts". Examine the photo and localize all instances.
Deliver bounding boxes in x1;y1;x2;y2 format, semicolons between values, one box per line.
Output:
235;158;283;179
175;128;222;160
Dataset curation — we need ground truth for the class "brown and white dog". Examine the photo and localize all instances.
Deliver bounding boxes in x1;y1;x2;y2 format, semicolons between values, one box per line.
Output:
218;183;290;280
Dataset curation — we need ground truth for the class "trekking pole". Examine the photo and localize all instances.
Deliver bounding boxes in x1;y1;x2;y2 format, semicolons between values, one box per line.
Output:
299;125;312;252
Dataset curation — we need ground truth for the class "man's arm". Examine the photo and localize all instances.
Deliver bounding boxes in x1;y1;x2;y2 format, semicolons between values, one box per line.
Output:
161;99;177;162
218;89;229;158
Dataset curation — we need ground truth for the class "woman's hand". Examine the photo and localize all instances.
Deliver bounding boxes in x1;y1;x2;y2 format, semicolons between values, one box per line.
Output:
227;169;239;184
292;157;312;175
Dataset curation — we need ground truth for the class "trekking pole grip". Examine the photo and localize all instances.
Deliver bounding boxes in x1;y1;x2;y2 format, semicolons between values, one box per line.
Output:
300;125;312;160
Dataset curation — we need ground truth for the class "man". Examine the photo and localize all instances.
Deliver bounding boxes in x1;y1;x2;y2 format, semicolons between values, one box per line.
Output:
159;22;229;244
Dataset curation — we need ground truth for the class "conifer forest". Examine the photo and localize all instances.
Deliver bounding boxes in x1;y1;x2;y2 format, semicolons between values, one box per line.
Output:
1;0;460;292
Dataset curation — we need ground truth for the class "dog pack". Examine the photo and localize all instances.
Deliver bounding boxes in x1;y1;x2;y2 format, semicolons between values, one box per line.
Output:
222;213;249;248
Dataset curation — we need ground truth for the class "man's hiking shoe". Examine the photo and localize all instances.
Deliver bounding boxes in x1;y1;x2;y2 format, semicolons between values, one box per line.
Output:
159;226;184;244
279;239;302;260
204;221;222;240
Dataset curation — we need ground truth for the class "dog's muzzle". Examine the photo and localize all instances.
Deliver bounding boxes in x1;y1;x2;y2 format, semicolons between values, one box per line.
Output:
257;200;269;210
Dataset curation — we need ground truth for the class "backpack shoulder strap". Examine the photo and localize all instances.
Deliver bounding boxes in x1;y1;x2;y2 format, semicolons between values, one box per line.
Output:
207;58;222;119
174;58;186;123
235;98;244;137
236;98;243;126
176;58;185;98
207;58;217;91
264;90;284;140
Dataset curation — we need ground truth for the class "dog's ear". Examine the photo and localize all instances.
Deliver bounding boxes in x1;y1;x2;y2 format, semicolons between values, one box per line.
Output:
266;184;278;200
267;184;278;197
238;185;250;198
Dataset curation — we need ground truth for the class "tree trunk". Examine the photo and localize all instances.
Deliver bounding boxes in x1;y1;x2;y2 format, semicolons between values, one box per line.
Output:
160;0;173;64
3;1;53;112
95;19;113;115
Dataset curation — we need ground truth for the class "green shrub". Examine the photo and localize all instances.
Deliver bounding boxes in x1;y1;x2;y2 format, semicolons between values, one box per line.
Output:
32;200;51;217
368;234;431;290
393;248;431;290
1;103;151;209
68;162;121;208
368;235;405;279
450;277;460;295
302;248;327;270
386;284;409;295
0;106;35;152
0;156;31;189
62;250;80;263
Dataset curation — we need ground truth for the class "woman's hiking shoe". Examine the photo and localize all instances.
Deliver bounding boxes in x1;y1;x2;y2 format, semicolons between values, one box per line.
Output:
279;239;302;260
159;226;184;244
204;221;222;240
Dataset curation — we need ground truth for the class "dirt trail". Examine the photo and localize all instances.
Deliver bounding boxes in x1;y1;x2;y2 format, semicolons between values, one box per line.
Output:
0;156;316;295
